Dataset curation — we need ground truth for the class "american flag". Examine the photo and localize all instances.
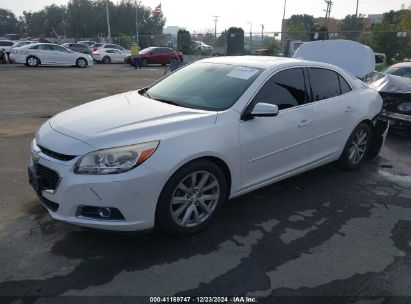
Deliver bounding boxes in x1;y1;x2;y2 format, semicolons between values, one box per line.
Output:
153;3;162;14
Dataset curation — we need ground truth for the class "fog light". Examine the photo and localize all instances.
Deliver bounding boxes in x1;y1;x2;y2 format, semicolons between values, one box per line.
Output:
98;208;111;218
77;206;125;221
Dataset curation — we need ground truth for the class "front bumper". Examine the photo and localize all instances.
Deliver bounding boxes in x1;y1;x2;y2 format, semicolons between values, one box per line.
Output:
380;111;411;132
28;140;166;231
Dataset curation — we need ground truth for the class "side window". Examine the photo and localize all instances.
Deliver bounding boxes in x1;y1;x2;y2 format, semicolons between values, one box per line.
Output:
309;68;341;101
338;75;352;95
252;68;307;110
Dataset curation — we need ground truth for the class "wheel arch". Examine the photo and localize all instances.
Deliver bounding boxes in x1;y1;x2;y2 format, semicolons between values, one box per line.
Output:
160;155;233;200
26;55;41;65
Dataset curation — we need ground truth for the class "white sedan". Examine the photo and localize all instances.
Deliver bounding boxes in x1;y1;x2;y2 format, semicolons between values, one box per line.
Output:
28;56;386;236
10;43;93;67
92;48;127;64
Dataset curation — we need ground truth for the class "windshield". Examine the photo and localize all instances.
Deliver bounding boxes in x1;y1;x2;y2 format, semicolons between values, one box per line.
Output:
146;62;262;111
385;66;411;79
140;47;156;54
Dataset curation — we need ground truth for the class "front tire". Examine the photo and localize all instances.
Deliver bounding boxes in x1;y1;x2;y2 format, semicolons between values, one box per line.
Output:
76;57;88;68
339;123;371;170
156;160;227;236
26;56;39;67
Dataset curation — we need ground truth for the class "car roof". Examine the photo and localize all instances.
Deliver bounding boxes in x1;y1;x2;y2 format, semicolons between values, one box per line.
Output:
199;56;318;70
389;62;411;68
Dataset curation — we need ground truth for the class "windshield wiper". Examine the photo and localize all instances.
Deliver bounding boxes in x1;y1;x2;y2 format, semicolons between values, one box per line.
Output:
154;98;184;107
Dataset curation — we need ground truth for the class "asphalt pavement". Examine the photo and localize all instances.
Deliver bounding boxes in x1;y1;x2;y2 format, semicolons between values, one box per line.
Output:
0;64;410;303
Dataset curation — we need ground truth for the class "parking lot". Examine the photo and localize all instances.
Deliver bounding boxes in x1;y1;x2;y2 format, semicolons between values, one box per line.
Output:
0;64;411;302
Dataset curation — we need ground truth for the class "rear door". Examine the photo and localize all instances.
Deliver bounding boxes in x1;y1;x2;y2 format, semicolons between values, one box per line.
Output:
240;67;314;189
307;67;356;161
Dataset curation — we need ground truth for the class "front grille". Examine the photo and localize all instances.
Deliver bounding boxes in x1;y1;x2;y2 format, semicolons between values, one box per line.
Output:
38;145;76;161
36;164;60;191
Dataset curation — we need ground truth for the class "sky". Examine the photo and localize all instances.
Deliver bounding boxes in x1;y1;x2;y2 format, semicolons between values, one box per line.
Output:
0;0;409;33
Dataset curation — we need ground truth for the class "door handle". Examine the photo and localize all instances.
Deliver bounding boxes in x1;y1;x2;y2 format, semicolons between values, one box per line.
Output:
345;106;355;113
298;119;312;128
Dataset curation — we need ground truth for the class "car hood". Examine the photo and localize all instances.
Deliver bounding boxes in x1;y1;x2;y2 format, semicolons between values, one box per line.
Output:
49;91;217;150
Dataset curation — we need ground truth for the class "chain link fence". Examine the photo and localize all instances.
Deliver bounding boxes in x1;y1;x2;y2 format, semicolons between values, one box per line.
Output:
46;29;410;66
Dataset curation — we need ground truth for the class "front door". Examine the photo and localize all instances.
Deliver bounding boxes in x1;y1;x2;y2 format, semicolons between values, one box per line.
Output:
240;68;314;190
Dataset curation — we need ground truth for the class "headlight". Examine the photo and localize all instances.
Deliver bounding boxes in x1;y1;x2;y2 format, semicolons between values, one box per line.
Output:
397;102;411;113
74;141;159;175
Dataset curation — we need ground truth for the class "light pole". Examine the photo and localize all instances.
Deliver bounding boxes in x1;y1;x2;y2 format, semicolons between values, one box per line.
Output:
260;24;264;47
282;0;287;21
213;16;220;39
105;0;111;42
135;0;139;43
247;21;252;48
356;0;359;17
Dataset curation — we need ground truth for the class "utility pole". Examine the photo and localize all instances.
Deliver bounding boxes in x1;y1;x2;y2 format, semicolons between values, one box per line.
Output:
135;1;139;43
247;21;252;48
213;16;220;39
355;0;359;17
324;0;333;27
282;0;287;21
260;24;264;46
106;0;111;42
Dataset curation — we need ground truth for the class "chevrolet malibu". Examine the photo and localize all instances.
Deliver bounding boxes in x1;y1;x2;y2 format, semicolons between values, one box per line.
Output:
28;56;385;236
11;42;93;68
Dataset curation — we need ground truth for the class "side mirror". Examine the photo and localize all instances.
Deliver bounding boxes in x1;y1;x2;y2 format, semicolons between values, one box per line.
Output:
248;103;279;119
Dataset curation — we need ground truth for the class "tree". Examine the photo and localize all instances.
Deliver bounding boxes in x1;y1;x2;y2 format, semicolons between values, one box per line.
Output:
368;23;409;64
177;29;192;54
226;27;244;55
287;14;314;41
0;8;20;36
340;14;365;40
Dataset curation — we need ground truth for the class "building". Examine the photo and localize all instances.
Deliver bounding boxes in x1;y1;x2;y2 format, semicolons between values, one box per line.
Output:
367;14;383;24
163;26;186;37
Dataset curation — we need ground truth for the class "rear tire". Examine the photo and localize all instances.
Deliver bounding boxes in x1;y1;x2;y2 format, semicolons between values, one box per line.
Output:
339;123;371;170
26;56;39;67
156;160;227;236
102;56;111;64
76;57;88;68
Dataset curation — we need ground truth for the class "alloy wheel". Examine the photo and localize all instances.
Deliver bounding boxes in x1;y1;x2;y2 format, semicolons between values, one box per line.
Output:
348;128;368;165
27;57;38;67
170;171;220;228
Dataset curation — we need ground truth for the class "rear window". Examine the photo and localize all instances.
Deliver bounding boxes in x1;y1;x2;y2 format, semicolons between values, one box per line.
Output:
309;68;341;101
94;43;103;47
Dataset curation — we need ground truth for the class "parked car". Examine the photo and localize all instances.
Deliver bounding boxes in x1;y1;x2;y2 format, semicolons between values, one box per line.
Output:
136;47;183;66
368;67;411;134
92;43;130;55
0;40;15;54
384;62;411;79
77;40;97;48
28;56;386;236
92;48;127;63
10;43;93;68
62;43;92;55
193;40;213;52
375;53;387;72
12;40;35;49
